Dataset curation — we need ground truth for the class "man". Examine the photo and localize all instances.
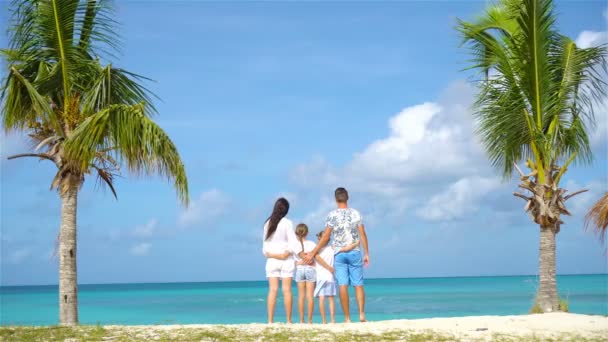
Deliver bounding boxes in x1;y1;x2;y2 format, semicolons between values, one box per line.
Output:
303;187;369;322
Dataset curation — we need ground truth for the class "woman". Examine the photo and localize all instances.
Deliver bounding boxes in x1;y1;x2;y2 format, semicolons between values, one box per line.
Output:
262;198;300;324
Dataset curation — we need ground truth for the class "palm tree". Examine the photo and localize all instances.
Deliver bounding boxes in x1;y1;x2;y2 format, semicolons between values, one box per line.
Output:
585;193;608;243
2;0;189;325
457;0;606;312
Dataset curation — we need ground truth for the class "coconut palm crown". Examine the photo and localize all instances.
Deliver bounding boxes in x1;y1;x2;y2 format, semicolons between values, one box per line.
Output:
2;0;189;325
457;0;606;312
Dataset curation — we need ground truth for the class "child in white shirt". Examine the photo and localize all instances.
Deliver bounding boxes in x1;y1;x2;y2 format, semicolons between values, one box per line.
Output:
314;231;359;324
294;223;316;324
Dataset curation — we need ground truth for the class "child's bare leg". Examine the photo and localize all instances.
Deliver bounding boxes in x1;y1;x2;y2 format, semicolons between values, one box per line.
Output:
319;296;326;324
329;295;336;323
306;282;315;324
297;282;306;323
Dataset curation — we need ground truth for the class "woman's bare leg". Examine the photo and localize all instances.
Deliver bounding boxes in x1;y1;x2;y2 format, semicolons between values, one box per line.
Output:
319;296;326;324
267;277;279;324
329;295;336;323
306;282;315;324
281;277;293;323
297;282;305;323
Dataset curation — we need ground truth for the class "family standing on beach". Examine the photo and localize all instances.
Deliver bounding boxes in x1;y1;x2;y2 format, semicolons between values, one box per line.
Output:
263;187;370;324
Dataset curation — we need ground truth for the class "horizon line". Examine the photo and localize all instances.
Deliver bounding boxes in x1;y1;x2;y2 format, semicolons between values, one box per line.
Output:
2;272;606;288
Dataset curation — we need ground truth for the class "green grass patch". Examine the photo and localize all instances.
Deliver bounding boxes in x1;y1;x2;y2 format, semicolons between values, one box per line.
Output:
530;297;569;314
1;325;605;342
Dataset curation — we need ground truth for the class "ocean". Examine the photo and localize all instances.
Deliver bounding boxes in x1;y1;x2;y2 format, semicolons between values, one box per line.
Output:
1;274;606;326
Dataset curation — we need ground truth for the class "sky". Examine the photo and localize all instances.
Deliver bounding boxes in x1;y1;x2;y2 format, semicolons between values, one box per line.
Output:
0;0;607;286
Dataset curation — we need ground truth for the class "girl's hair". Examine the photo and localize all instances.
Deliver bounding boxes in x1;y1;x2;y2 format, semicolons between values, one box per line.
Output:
295;223;309;252
316;231;324;240
265;198;290;240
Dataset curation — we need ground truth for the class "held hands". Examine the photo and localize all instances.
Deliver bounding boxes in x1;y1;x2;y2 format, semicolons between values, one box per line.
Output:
302;252;315;265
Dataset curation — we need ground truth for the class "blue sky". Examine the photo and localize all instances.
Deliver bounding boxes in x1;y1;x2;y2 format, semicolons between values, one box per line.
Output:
1;0;606;286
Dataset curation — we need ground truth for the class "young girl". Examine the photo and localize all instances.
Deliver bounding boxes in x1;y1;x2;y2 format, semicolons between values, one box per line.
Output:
314;232;360;324
294;223;316;324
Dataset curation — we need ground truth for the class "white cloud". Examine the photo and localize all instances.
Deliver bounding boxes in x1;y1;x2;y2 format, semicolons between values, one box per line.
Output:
130;242;151;256
132;219;159;238
300;196;336;229
291;81;499;223
575;30;608;49
416;176;501;221
0;132;31;168
178;189;230;227
8;248;32;264
293;81;485;192
563;179;606;218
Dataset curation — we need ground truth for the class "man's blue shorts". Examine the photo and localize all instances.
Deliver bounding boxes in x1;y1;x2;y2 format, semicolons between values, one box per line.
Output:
334;250;364;286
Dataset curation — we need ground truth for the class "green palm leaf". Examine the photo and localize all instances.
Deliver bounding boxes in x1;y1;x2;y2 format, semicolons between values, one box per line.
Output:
458;0;606;313
64;103;189;204
2;1;190;324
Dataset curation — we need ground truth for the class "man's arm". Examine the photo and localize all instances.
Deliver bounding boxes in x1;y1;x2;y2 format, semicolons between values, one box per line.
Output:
358;224;369;266
303;226;331;263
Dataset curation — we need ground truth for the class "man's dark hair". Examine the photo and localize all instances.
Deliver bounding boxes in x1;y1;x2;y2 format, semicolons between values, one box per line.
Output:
335;187;349;203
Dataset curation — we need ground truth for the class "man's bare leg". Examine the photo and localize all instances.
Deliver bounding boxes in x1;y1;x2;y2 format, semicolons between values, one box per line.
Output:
339;285;350;323
354;285;366;322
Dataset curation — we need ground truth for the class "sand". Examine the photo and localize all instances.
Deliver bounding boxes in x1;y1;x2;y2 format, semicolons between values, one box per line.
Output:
106;312;608;341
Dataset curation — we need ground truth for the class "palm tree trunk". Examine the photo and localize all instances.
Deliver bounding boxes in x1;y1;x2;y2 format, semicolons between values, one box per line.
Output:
59;180;79;325
537;225;558;312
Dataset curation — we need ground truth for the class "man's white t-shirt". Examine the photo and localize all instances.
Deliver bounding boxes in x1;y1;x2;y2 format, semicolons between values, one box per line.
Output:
315;246;335;282
325;208;363;251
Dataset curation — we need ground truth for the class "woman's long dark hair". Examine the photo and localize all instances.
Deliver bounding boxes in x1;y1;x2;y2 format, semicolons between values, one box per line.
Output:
265;198;290;240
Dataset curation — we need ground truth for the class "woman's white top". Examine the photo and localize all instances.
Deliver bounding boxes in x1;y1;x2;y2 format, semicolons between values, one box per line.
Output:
262;217;301;256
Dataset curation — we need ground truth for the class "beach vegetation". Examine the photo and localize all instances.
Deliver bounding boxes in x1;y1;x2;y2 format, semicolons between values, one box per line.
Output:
1;325;606;342
1;0;189;326
457;0;606;313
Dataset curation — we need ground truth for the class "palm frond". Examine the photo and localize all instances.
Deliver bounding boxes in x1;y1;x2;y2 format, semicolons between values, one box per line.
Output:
91;163;117;198
64;103;189;205
2;0;188;207
3;66;63;135
81;64;157;116
585;193;608;243
458;0;606;183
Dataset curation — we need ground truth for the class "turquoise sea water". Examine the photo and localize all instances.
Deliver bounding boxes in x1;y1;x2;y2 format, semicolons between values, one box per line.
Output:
1;275;606;326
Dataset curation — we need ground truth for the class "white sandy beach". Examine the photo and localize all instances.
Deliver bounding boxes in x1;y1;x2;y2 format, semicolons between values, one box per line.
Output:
104;313;607;341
